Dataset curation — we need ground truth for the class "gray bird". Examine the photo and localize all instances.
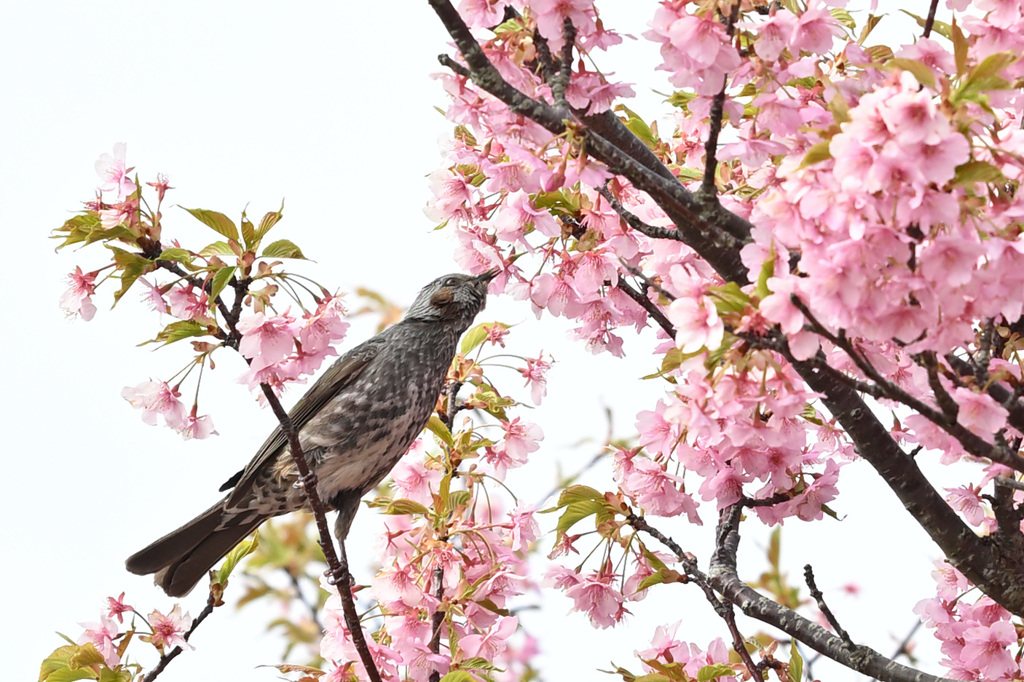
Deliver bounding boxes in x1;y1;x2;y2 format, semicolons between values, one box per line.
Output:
126;270;496;597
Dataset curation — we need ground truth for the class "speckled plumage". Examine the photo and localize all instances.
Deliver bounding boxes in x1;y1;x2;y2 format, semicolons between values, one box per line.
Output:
126;271;495;597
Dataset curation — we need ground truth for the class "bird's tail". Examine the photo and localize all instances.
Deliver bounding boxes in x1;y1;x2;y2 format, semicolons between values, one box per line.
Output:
125;499;266;597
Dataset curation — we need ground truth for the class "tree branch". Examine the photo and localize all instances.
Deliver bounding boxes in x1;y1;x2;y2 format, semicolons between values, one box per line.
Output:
699;0;740;199
705;506;962;682
258;383;382;682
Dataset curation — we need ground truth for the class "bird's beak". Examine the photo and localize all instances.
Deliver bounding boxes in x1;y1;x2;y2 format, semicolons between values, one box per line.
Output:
475;268;499;284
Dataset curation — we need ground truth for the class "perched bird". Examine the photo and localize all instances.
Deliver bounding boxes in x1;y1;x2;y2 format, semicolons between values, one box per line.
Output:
126;271;496;597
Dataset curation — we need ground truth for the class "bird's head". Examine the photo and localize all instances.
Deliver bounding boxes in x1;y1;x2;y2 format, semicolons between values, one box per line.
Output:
404;270;497;332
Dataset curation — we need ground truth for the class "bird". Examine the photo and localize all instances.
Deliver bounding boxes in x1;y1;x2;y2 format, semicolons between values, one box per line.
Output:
126;270;497;597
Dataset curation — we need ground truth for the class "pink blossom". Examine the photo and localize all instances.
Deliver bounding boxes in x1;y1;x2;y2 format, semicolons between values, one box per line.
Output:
665;295;724;353
460;616;518;661
499;417;543;461
505;504;539;552
564;572;628;628
299;295;349;355
121;380;186;430
146;173;173;203
945;485;987;527
391;448;440;505
953;387;1009;438
791;2;842;55
106;592;132;623
531;0;595;52
746;10;798;62
237;311;301;371
636;400;680;456
78;615;120;667
484;322;510;347
167;284;211;322
457;0;505;27
95;142;135;200
146;605;192;652
60;267;98;321
960;621;1018;679
372;562;424;608
519;354;551;404
179;407;217;440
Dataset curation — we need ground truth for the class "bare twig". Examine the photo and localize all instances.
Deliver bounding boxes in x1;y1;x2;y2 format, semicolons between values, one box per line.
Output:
699;0;741;199
803;565;855;650
923;0;939;38
617;276;676;338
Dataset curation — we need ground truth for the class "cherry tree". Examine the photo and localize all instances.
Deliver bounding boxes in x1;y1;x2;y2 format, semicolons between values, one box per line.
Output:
41;1;1024;682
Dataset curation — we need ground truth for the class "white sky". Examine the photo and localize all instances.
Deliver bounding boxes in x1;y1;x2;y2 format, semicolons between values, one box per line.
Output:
2;2;955;681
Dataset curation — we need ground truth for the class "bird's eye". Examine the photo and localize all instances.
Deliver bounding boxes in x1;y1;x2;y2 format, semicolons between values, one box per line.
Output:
444;277;461;287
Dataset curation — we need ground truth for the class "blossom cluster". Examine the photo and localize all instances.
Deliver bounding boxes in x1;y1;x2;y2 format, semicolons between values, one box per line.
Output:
425;0;1024;676
55;144;348;438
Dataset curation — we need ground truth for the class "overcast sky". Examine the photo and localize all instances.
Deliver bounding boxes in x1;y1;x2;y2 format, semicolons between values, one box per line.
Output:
3;2;950;681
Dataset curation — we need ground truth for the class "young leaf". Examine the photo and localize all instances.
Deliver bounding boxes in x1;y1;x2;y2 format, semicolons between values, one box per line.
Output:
261;239;306;259
215;531;259;585
210;266;236;301
183;207;239;241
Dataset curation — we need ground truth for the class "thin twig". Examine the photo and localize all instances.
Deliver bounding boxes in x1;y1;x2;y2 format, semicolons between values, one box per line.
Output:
699;0;741;199
617;276;676;338
259;384;382;682
803;565;855;650
922;0;939;38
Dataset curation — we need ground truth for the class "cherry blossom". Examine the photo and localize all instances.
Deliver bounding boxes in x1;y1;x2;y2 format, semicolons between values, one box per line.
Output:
59;267;98;321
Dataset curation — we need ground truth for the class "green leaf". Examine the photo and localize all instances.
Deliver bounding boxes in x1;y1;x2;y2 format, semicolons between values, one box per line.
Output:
215;531;259;585
615;105;659;148
899;10;951;39
199;241;236;258
666;90;696;110
798;140;832;170
492;17;524;35
863;44;894;63
440;673;477;682
633;675;672;682
261;239;306;259
460;657;504;672
210;266;236;301
952;19;968;76
240;215;256;250
157;247;195;266
446;490;472;513
556;499;607;534
697;663;738;681
255;202;285;242
556;485;604;506
45;670;97;682
829;7;855;30
884;58;936;89
107;247;154;304
385;498;430;516
460;323;490;355
97;667;132;682
952;51;1019;107
754;254;774;301
789;644;804;682
426;415;453;447
709;281;750;313
183;207;239;241
144;320;209;346
955;160;1006;186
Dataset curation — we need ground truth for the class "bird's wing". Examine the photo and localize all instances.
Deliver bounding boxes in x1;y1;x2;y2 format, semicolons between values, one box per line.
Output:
222;336;384;508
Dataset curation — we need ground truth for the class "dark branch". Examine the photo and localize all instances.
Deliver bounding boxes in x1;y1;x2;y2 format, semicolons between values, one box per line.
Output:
923;0;939;38
617;276;675;338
